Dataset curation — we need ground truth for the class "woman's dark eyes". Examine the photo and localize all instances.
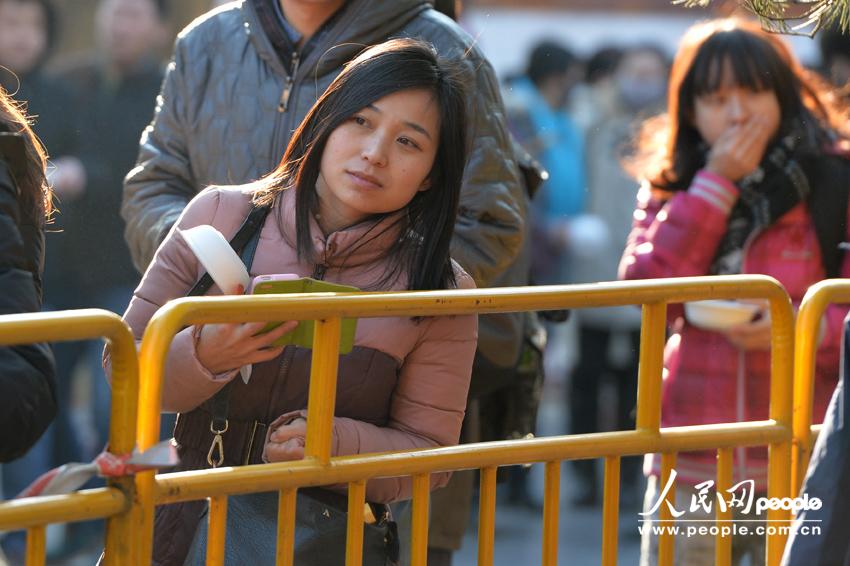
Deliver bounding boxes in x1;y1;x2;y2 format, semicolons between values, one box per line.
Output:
350;116;420;149
398;137;420;149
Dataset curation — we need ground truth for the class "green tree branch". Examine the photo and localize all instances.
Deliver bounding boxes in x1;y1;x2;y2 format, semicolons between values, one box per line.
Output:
676;0;850;35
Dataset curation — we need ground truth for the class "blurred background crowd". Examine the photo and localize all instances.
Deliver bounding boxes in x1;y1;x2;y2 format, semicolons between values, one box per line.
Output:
3;0;850;564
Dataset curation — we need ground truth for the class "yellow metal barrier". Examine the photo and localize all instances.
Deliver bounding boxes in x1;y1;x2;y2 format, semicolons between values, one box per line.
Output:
0;309;138;564
792;279;850;496
133;275;794;566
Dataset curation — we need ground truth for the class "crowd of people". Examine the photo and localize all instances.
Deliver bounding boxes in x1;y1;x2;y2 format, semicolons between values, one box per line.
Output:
2;0;850;565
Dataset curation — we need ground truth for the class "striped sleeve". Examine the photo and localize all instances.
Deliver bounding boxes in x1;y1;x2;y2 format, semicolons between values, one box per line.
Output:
688;169;739;214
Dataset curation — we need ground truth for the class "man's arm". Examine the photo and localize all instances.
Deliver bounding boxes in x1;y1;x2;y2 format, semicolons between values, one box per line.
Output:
449;49;526;286
122;36;197;273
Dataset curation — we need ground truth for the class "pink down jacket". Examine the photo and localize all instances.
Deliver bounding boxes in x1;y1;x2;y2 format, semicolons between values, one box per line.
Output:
619;169;850;488
106;185;478;503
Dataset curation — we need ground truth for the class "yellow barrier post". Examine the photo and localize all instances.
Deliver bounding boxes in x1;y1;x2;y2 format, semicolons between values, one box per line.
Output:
716;448;733;566
206;495;228;566
601;456;620;566
792;281;850;496
346;480;366;566
276;488;297;566
137;303;187;565
792;282;829;496
542;460;560;566
478;466;497;566
767;284;795;565
0;310;138;564
658;452;677;566
24;525;45;566
411;474;431;566
636;302;670;563
305;317;342;464
635;302;667;434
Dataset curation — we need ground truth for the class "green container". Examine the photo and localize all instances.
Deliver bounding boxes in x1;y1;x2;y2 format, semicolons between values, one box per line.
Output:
252;277;359;353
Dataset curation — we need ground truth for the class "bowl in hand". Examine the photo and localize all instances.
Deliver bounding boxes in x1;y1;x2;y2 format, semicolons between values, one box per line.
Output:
684;300;763;331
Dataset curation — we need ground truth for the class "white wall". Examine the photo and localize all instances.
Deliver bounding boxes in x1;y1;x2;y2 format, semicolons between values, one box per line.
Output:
461;7;821;78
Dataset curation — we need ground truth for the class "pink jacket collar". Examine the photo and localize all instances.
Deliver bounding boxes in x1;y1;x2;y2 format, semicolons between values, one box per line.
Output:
275;187;406;270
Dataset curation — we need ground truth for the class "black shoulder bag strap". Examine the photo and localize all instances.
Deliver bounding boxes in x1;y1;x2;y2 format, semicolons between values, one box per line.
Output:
183;203;271;468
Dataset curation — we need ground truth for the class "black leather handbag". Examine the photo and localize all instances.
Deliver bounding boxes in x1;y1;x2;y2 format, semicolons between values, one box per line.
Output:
184;490;398;565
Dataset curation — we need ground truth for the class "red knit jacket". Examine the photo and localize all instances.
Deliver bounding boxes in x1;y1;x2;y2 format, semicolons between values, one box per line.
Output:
619;169;850;487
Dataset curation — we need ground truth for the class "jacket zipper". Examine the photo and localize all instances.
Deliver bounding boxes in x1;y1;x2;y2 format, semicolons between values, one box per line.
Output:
311;234;333;280
276;347;296;387
278;51;300;113
311;262;327;280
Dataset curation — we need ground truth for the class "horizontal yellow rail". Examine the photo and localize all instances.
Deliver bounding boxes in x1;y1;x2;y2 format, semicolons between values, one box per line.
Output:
133;275;794;566
0;276;802;566
152;422;789;504
138;275;793;455
0;309;139;563
792;279;850;495
0;488;126;531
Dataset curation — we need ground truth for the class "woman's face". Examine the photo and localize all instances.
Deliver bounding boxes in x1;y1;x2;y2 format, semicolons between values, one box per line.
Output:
0;0;47;75
691;59;781;147
316;88;440;233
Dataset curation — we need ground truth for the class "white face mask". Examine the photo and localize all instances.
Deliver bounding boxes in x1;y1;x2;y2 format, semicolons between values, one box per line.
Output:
617;76;666;111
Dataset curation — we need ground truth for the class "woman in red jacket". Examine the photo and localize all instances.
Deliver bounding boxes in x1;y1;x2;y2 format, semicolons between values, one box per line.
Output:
620;19;850;565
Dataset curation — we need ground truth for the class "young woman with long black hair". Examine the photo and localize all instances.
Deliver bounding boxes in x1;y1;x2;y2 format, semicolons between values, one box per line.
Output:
108;38;477;565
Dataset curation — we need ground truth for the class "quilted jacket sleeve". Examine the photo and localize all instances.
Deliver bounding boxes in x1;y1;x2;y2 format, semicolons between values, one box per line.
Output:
122;34;196;274
106;188;244;413
0;161;56;463
619;170;739;281
449;53;526;286
411;14;526;286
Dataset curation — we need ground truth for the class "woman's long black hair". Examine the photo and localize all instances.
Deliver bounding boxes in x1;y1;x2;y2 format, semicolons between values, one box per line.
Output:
628;18;850;190
253;38;468;291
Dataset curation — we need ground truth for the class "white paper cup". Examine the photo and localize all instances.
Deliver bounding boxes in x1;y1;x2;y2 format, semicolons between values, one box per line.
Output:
178;225;250;295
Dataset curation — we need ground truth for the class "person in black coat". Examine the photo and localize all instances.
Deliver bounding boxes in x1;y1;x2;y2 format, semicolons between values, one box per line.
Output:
0;0;83;480
0;87;56;463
